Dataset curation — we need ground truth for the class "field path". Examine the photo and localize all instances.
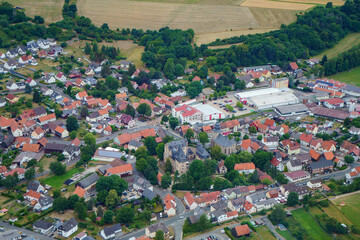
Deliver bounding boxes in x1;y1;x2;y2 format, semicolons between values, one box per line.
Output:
329;189;360;200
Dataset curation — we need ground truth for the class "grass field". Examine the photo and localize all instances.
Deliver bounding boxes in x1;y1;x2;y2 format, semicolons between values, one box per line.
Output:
330;66;360;87
6;0;64;23
43;168;82;189
333;192;360;227
256;225;277;240
276;229;294;240
292;208;331;240
315;32;360;59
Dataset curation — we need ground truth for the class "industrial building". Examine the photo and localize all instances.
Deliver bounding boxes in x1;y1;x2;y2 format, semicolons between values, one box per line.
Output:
275;104;310;116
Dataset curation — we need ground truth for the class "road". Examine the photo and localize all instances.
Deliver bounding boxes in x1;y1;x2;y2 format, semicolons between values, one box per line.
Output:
0;221;53;240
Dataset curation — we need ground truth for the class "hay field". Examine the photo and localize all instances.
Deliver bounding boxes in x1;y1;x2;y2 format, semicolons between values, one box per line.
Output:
241;0;312;10
6;0;64;23
272;0;344;5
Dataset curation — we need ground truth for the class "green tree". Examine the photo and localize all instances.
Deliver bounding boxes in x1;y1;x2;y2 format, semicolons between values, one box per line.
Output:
53;197;68;212
154;230;164;240
25;168;35;181
249;126;257;134
75;202;87;220
50;162;66;175
287;192;299;206
210;145;222;161
185;128;194;142
161;173;172;189
84;42;91;55
57;154;65;162
97;205;104;217
161;115;168;123
70;131;77;139
236;101;243;108
104;210;114;224
165;159;173;173
84;133;96;145
144;136;158;155
53;189;61;199
198;132;209;145
3;175;19;189
344;155;354;164
80;106;88;118
96;175;128;196
25;83;32;94
105;189;119;208
268;205;287;224
137;103;152;117
156;143;165;160
174;64;184;77
32;90;41;103
115;207;134;223
66;116;79;132
169;117;179;129
125;104;136;118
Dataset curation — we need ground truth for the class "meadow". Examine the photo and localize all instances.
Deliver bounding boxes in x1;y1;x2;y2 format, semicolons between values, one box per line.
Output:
42;168;82;189
333;192;360;228
330;66;360;87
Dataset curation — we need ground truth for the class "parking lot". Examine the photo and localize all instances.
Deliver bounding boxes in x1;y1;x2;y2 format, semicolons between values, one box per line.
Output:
206;92;254;117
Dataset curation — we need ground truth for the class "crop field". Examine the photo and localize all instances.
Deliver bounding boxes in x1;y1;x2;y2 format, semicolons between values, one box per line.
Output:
333;192;360;227
6;0;64;23
292;208;331;240
241;0;311;10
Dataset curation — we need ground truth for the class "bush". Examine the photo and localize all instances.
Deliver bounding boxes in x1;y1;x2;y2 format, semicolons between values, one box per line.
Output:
319;200;329;207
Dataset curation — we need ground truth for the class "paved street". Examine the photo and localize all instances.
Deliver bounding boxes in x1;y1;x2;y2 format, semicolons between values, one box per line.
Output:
0;221;53;240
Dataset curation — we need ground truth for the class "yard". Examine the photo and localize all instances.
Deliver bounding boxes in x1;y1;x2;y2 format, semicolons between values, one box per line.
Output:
291;208;331;240
255;225;277;240
276;229;294;240
333;192;360;228
42;168;83;189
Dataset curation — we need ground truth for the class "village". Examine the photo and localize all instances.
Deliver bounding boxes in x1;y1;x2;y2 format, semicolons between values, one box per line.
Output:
0;37;360;240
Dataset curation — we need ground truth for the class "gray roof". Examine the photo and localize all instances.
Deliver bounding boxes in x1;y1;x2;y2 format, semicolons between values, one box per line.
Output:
33;106;47;116
102;223;122;237
211;201;227;211
132;175;152;190
288;159;302;167
97;150;124;159
88;112;100;118
249;192;266;203
275;104;309;115
33;219;53;230
38;195;53;207
128;140;143;148
289;153;311;163
212;209;226;218
308;159;333;169
120;60;132;65
77;173;99;189
148;223;169;234
27;180;41;192
60;218;78;232
213;134;236;147
166;139;186;151
283;183;309;195
196;143;210;159
254;198;278;207
142;189;156;201
343;85;360;93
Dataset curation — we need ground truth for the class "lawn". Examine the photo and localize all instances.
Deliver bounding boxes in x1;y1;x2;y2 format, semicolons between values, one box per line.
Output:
333;192;360;228
315;32;360;59
256;225;277;240
292;208;331;240
330;66;360;87
276;229;294;240
42;168;82;189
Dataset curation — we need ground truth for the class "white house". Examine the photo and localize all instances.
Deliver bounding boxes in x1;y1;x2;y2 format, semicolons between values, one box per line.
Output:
42;74;56;83
6;82;19;91
55;72;67;82
100;224;122;240
34;195;53;212
4;60;17;70
32;220;53;235
184;192;198;210
286;160;302;172
307;179;322;189
234;163;255;175
59;218;78;238
18;55;29;65
26;78;37;87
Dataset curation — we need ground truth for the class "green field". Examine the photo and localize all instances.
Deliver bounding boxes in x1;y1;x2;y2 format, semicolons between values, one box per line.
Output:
292;208;331;240
42;168;82;189
333;192;360;228
330;66;360;87
276;229;294;240
315;32;360;59
255;226;277;240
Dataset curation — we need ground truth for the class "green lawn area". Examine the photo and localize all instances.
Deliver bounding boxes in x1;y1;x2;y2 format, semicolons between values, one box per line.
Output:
42;168;82;189
333;192;360;228
292;208;331;240
330;66;360;87
276;229;294;240
256;225;277;240
315;32;360;59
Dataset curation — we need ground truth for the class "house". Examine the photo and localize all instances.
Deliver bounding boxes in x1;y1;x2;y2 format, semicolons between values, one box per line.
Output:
307;179;322;189
212;134;236;155
6;82;19;91
164;195;176;217
321;98;345;109
270;157;284;171
120;60;133;69
184;192;198;210
42;74;56;84
105;164;133;178
55;126;69;138
280;183;309;199
142;188;156;201
76;91;88;100
246;192;266;204
287;160;302;172
0;98;6;107
23;190;41;202
349;126;360;135
285;170;310;182
33;220;53;235
100;224;122;240
266;190;279;199
55;72;67;82
217;160;227;174
38;113;56;125
3;168;25;180
22;143;41;153
234;162;255;175
74;78;85;87
232;225;250;238
254;198;278;211
262;137;279;150
59;218;78;238
306;123;319;135
280;139;301;155
27;180;44;193
306;158;333;175
4;59;17;70
145;223;170;239
172;104;203;124
194;191;221;207
31;127;44;140
299;133;313;146
5;94;19;104
26;77;37;87
76;173;99;190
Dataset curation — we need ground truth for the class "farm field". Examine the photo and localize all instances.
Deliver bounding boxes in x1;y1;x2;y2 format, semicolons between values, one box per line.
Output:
333;192;360;228
330;66;360;87
291;208;331;240
241;0;312;10
6;0;64;23
315;32;360;59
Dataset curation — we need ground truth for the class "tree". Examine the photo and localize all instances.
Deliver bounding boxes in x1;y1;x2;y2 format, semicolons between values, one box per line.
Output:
53;197;68;212
84;42;91;55
105;189;119;208
3;175;19;189
84;133;96;145
154;231;164;240
97;205;104;217
96;175;128;196
70;131;77;139
161;115;168;123
165;159;173;173
25;168;35;181
53;189;61;199
161;173;172;189
104;210;114;224
344;155;354;164
101;63;112;78
236;101;243;109
257;135;263;141
125;104;135;118
68;195;80;209
174;63;184;77
321;55;328;65
57;154;65;162
32;90;41;103
199;132;209;145
210;145;222;161
156;143;165;160
137;103;151;117
26;159;37;168
115;207;134;223
25;83;32;94
50;161;66;175
80;106;88;118
287;192;299;206
249;126;257;134
75;202;87;220
169;117;179;129
185;128;194;142
66;116;79;132
268;205;287;224
144;136;158;155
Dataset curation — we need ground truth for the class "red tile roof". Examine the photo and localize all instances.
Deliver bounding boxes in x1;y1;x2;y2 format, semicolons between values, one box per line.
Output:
23;190;41;200
234;162;255;171
234;225;250;237
74;186;86;198
105;164;133;176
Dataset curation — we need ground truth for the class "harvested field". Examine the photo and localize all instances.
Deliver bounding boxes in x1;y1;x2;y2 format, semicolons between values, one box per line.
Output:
273;0;344;5
241;0;312;10
78;0;258;34
7;0;64;23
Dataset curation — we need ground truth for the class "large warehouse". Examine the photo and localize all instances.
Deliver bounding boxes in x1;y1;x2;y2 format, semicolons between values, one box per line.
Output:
275;104;310;116
235;88;300;110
